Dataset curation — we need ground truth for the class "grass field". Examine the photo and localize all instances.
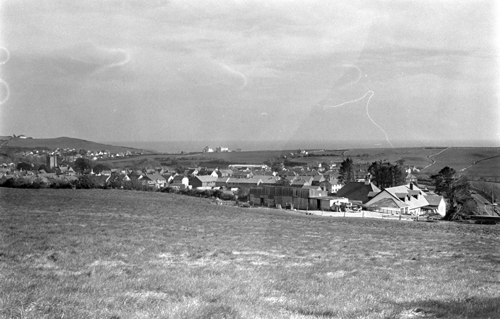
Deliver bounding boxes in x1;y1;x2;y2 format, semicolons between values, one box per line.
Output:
465;157;500;182
1;188;499;319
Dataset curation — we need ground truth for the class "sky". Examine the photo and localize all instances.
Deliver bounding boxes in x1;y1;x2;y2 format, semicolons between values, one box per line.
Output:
0;0;499;151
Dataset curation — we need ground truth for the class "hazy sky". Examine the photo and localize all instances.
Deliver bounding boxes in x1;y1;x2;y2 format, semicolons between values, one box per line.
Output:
0;0;498;148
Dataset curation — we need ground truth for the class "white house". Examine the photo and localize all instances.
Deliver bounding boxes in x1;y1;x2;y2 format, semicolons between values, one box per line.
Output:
364;183;430;215
422;195;447;216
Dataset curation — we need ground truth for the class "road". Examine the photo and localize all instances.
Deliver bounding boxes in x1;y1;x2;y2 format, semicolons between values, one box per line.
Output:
421;147;450;171
471;192;497;216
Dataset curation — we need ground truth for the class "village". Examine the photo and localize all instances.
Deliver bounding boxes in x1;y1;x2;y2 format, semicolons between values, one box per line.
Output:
0;144;446;221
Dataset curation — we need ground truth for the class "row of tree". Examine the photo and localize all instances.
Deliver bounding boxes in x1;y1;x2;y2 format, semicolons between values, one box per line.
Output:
338;158;405;188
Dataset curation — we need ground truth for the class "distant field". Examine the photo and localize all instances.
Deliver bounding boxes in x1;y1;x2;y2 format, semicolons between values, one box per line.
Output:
465;156;500;182
422;147;500;175
344;147;439;168
1;188;499;319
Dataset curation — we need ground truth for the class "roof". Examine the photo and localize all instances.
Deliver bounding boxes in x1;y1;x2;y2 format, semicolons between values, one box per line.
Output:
172;175;187;181
194;175;217;182
302;185;322;190
312;175;325;182
257;176;279;184
227;178;262;184
336;182;381;203
367;197;409;209
425;195;444;206
146;174;166;181
384;184;424;197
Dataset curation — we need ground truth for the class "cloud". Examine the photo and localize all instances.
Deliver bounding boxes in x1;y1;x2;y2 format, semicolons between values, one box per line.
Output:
0;79;10;105
64;43;131;71
176;55;247;90
0;47;10;64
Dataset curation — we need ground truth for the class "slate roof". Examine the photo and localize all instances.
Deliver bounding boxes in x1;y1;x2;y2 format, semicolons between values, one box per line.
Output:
336;182;381;203
425;195;444;207
194;175;217;182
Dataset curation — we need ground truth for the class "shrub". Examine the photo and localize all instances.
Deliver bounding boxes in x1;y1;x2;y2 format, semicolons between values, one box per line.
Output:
219;191;235;201
75;175;96;189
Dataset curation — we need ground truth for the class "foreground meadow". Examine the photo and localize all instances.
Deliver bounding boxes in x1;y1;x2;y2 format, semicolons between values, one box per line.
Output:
1;189;499;319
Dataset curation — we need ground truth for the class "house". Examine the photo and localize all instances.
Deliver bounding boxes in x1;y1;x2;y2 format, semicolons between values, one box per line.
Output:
100;170;112;176
215;177;231;188
311;175;326;186
198;168;219;178
161;173;174;184
290;176;313;188
336;181;381;204
232;170;254;179
277;170;297;179
183;168;199;177
107;173;131;186
171;175;189;188
139;174;167;189
258;176;280;186
422;195;446;216
218;169;233;177
309;196;349;211
226;177;262;188
364;183;430;215
252;169;275;176
405;173;418;184
189;175;217;189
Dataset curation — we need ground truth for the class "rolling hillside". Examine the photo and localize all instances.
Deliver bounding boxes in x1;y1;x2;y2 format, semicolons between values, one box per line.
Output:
1;136;156;154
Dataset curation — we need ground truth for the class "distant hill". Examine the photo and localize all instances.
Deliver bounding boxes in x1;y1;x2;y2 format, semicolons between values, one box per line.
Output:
2;136;157;154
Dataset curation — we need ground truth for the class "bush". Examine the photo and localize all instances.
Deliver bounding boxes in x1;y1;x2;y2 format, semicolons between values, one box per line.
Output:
74;175;96;189
219;191;235;201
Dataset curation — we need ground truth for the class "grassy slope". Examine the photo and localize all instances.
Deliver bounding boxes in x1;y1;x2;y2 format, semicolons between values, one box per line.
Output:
465;156;500;181
1;188;499;319
423;148;500;175
3;137;155;154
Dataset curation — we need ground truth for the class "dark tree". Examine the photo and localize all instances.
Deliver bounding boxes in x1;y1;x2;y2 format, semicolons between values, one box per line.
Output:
444;177;477;220
338;158;355;184
16;162;32;171
74;158;93;174
368;160;405;189
38;164;51;173
74;175;96;189
431;166;457;197
93;164;110;174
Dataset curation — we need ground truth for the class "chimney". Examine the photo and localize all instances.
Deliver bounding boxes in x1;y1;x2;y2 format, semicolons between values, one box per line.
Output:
364;173;371;185
410;182;414;190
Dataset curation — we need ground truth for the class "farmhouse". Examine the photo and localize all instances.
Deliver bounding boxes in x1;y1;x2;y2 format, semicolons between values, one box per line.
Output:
189;175;217;189
364;183;433;215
